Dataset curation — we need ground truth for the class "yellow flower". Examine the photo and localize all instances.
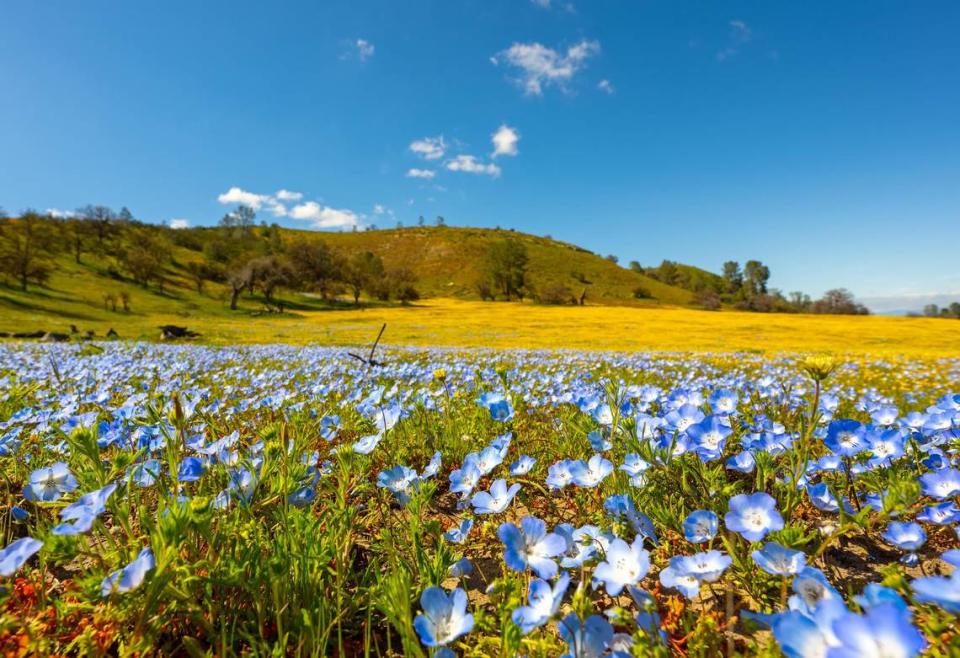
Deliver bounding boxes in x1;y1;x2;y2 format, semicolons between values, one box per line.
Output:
433;368;447;381
801;355;838;382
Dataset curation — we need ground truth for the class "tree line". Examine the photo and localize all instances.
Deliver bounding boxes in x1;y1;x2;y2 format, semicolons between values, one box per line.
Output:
920;303;960;319
0;205;419;310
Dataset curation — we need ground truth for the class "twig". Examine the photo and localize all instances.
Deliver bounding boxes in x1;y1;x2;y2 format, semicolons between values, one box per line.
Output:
348;323;387;367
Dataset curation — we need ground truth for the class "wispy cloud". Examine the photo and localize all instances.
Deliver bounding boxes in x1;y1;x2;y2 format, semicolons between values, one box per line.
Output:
341;38;375;62
491;124;520;158
717;19;752;61
597;79;615;94
446;155;501;178
169;218;189;229
46;208;78;218
409;136;447;160
217;187;360;229
492;39;599;95
406;168;436;179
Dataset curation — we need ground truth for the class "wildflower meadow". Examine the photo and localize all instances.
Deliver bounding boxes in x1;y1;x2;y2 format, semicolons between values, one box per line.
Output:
1;342;959;657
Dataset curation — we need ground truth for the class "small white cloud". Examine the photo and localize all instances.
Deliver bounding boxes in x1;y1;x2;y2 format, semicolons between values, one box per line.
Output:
373;204;386;215
717;20;753;61
169;218;190;229
406;168;436;179
289;201;361;229
355;38;375;61
491;124;520;158
597;79;614;94
530;0;551;7
46;208;77;218
494;39;600;95
275;189;303;201
409;136;447;160
446;155;501;178
217;186;270;210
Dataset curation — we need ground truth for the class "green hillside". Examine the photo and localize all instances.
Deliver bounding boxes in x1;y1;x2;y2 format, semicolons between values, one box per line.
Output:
0;218;701;339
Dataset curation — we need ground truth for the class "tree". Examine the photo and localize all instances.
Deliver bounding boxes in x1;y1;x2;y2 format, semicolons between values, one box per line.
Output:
247;255;293;305
0;211;56;290
743;260;770;296
120;229;170;287
435;216;446;227
788;291;811;312
656;260;678;285
811;289;869;315
950;302;960;319
77;205;116;246
721;261;743;293
65;216;93;264
388;267;419;304
606;254;619;264
628;261;644;274
923;304;939;318
343;251;384;304
485;239;528;301
287;239;341;299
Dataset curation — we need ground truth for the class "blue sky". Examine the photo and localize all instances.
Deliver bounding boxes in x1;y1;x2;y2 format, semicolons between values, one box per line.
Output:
2;1;959;310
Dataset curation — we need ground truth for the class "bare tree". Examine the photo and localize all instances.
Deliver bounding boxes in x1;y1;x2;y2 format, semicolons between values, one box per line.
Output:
0;211;56;290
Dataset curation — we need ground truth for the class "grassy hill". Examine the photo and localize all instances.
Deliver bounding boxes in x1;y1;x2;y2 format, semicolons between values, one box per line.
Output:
0;222;703;339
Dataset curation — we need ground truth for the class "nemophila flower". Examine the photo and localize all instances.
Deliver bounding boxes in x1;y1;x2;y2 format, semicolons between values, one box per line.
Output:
865;428;905;468
587;430;612;452
593;535;650;595
10;506;29;522
556;613;614;658
619;453;650;484
829;603;926;658
869;405;899;426
919;467;960;499
604;495;658;544
555;524;604;568
629;586;668;644
23;462;79;502
449;557;473;578
854;584;908;613
478;391;513;422
943;548;960;568
449;462;482;496
228;468;257;504
377;465;419;505
726;450;756;473
498;516;566;579
912;571;960;613
177;456;205;482
683;509;719;544
806;482;846;513
131;459;162;487
882;522;926;565
101;547;155;597
512;572;570;635
319;415;341;441
687;415;732;461
590;404;614;427
771;611;831;658
683;550;732;582
546;460;576;490
570;454;613;488
53;482;118;536
471;479;520;514
824;419;867;457
664;403;705;434
725;492;784;542
789;567;840;614
420;451;442;479
659;555;701;599
464;446;503;476
752;542;806;576
444;518;474;544
709;388;738;415
0;536;43;577
351;433;382;455
916;501;960;525
413;586;473;647
510;455;536;476
287;485;316;507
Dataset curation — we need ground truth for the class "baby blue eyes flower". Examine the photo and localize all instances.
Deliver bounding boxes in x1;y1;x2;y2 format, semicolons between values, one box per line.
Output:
709;388;738;415
498;516;566;579
592;535;650;596
131;459;163;487
587;430;611;452
824;419;867;457
0;536;43;577
510;455;536;476
10;506;30;522
52;482;118;536
911;570;960;613
751;542;806;576
725;492;784;542
449;463;482;496
659;556;701;599
420;450;442;479
478;392;514;422
686;415;733;461
413;586;474;647
682;510;718;544
351;433;383;455
511;572;570;634
556;613;615;658
830;603;926;658
444;518;474;544
771;611;830;658
464;446;503;476
882;522;926;564
23;462;79;502
177;456;205;482
101;547;155;597
726;451;756;473
545;460;576;490
471;479;521;514
377;465;420;505
569;454;613;488
680;550;732;582
919;467;960;500
319;414;341;441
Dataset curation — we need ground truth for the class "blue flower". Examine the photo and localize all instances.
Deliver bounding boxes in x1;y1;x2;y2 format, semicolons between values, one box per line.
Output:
682;509;718;544
512;572;570;634
824;419;867;457
556;613;614;658
449;462;482;496
587;430;611;451
789;567;841;614
377;465;419;505
569;454;613;488
177;456;205;482
52;482;118;536
619;454;650;487
725;492;784;542
752;542;806;576
471;479;520;514
351;433;382;455
498;516;566;579
709;388;738;415
592;535;650;595
478;392;514;422
23;462;78;502
919;468;960;500
131;459;162;487
687;415;732;461
882;521;926;552
413;586;473;647
420;450;442;479
726;451;756;473
659;556;701;599
444;518;474;544
510;455;536;476
10;506;30;522
771;611;830;658
911;571;960;613
545;460;576;490
854;584;908;613
829;603;925;658
464;446;503;476
101;547;155;597
681;550;732;582
0;536;43;577
319;415;341;441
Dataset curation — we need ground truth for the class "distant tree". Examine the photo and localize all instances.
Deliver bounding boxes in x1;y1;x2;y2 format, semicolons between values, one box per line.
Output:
435;216;446;227
485;239;528;301
656;260;678;286
950;302;960;318
77;205;116;247
387;267;419;304
632;286;652;300
476;280;495;301
120;229;170;287
743;260;770;296
247;255;294;305
418;215;425;227
722;261;743;293
287;239;341;299
0;211;57;290
694;290;722;310
117;207;135;223
343;251;385;304
788;291;811;312
186;260;221;294
537;284;575;305
65;216;93;264
628;260;644;274
606;254;619;264
811;289;869;315
923;304;940;318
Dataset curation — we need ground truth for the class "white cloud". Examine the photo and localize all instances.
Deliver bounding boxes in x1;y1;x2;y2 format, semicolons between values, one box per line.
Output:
275;189;303;201
289;201;361;229
530;0;551;7
494;39;600;95
491;124;520;158
446;155;501;178
46;208;77;218
217;186;270;210
355;38;375;61
409;136;447;160
597;79;615;94
717;20;752;61
406;168;436;179
169;218;190;229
